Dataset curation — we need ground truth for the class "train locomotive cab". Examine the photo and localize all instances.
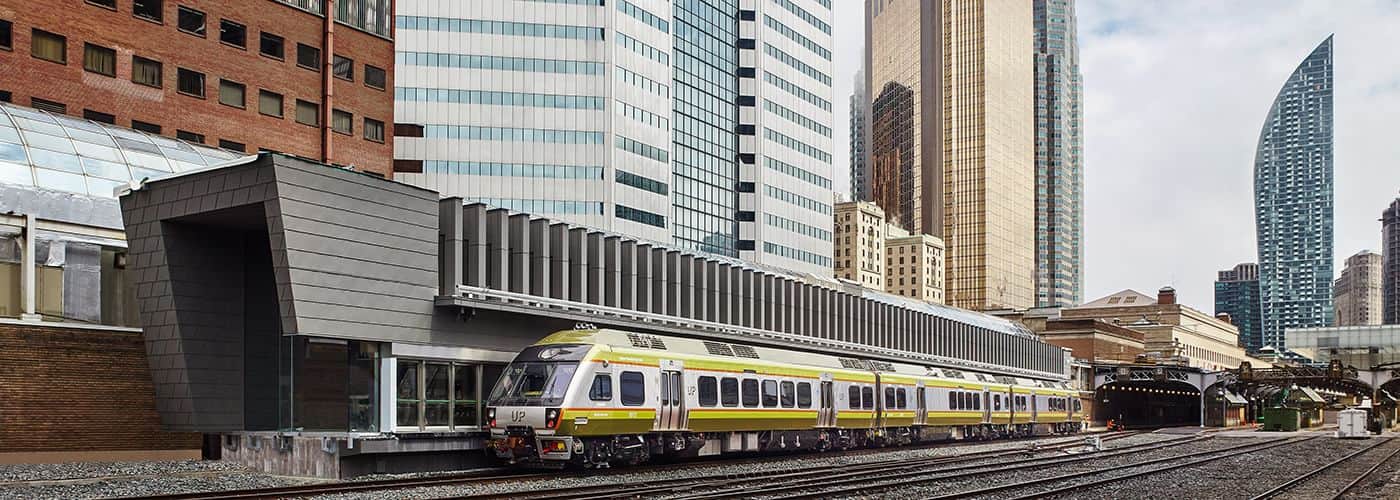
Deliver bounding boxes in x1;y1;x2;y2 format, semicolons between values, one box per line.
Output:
485;343;591;466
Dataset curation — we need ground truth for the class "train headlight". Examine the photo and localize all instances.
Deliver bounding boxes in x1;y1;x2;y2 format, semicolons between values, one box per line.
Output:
487;407;497;428
545;408;561;429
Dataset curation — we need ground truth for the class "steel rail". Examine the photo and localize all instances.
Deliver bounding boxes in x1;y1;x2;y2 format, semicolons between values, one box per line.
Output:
1248;438;1395;500
991;436;1317;500
1327;441;1400;500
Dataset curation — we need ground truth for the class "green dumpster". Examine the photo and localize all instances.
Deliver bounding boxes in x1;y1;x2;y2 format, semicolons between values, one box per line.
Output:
1261;407;1301;432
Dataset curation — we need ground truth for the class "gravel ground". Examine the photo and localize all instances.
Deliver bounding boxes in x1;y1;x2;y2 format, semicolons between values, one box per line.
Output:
1037;435;1380;500
1271;439;1400;500
1341;443;1400;499
304;434;1175;500
0;460;315;500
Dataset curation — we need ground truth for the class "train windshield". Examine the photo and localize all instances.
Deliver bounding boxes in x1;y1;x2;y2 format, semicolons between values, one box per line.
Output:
488;362;580;407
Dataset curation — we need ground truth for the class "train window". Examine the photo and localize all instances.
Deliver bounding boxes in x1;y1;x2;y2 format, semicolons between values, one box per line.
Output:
1074;399;1082;412
780;381;795;408
620;371;645;406
994;394;1002;411
698;376;718;407
861;387;874;410
742;379;760;408
884;387;895;408
721;377;739;407
762;380;779;408
796;382;812;408
588;374;612;401
973;394;981;411
896;388;907;409
849;386;862;409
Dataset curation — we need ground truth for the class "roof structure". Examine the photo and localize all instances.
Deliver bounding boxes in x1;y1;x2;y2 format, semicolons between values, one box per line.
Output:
0;103;243;199
1077;289;1158;309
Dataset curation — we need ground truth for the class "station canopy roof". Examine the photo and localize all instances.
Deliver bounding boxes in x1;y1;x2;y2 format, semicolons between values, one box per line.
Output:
0;103;244;198
1223;391;1249;405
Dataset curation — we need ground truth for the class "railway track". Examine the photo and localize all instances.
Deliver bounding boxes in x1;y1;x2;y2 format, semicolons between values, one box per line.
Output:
125;432;1128;500
1249;437;1400;500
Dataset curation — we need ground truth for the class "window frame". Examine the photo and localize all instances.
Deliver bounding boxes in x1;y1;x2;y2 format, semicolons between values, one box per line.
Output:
175;130;205;143
30;28;67;64
741;378;759;408
720;377;739;407
861;387;873;410
131;55;163;88
332;54;354;81
796;382;812;409
296;43;321;71
331;109;353;135
83;109;116;124
779;380;795;408
697;376;718;407
761;379;779;408
82;43;117;77
364;64;386;90
86;0;117;10
218;79;246;109
363;117;385;143
848;385;861;410
176;68;205;98
131;120;161;134
294;99;319;126
176;6;205;37
133;0;163;23
259;31;285;60
217;139;246;152
258;89;284;118
619;371;645;406
587;374;612;401
0;19;12;51
219;18;247;49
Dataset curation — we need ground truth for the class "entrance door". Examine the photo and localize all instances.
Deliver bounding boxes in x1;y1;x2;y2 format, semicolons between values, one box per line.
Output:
915;384;928;426
657;360;686;431
818;375;837;427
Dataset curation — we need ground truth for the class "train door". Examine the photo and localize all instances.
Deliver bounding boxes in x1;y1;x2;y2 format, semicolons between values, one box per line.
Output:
982;387;991;424
874;373;886;429
657;360;686;431
1029;389;1038;423
915;382;927;426
818;373;837;427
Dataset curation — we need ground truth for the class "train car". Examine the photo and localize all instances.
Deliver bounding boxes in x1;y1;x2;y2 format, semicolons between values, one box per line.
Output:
486;327;1076;467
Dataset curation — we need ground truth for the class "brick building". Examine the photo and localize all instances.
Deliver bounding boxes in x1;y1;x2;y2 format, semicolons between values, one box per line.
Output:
0;0;394;175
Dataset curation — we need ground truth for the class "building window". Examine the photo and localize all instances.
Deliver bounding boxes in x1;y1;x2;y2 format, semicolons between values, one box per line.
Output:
0;20;11;51
363;118;384;143
30;97;65;114
176;130;204;143
296;43;320;71
218;139;245;152
83;43;116;76
332;55;353;81
295;100;318;126
83;109;115;124
219;19;246;48
259;32;284;59
331;109;352;135
133;0;163;23
177;6;205;36
131;120;161;134
87;0;117;9
31;29;66;64
394;360;495;431
176;68;205;97
218;79;245;108
258;90;283;117
130;56;162;88
0;91;9;103
364;64;386;90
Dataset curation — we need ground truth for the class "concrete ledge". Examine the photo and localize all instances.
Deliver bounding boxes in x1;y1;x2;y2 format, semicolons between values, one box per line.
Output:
0;449;201;465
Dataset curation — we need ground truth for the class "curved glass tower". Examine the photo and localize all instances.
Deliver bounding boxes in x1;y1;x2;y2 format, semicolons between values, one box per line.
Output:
1254;35;1335;351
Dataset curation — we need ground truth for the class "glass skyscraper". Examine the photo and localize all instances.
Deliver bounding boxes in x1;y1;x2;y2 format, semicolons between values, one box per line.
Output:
1033;0;1083;308
393;0;835;276
1215;263;1263;353
1254;35;1335;349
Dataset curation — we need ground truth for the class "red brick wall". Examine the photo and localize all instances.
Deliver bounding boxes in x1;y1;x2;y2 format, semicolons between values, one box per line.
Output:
0;322;199;453
0;0;393;176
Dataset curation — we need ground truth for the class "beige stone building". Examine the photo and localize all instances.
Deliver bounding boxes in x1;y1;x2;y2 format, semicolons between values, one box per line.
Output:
1062;288;1264;372
1334;251;1384;326
833;201;886;290
885;225;946;303
865;0;1036;311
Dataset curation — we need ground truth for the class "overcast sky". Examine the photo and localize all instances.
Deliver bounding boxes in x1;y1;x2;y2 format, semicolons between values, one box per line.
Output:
830;1;1400;313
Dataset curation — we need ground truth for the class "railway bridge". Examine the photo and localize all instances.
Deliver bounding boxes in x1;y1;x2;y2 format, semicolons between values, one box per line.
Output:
117;153;1072;477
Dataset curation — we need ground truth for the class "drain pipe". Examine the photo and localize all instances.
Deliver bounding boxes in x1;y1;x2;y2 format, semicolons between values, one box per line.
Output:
321;0;336;164
20;213;40;321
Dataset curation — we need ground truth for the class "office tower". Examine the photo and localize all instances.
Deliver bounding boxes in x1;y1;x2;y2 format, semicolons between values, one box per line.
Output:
1253;36;1334;349
885;224;945;304
1384;198;1400;324
1333;251;1384;326
833;201;885;289
0;0;395;175
394;1;835;275
850;69;870;203
866;0;1035;310
1215;263;1264;352
1033;0;1083;307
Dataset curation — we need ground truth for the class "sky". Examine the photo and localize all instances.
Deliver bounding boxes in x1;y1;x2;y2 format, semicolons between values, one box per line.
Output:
829;0;1400;313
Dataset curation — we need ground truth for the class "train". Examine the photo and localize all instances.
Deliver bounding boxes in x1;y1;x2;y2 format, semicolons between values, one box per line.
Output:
486;327;1081;467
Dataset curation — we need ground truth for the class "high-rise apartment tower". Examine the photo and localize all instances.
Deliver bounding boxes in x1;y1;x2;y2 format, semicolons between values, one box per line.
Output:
1253;35;1335;349
1032;0;1083;307
1215;262;1263;353
1333;251;1383;327
1384;197;1400;324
